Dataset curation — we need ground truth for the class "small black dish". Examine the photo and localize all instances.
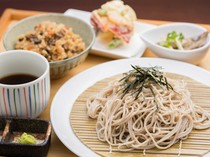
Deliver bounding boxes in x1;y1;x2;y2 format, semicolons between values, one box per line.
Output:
0;118;6;142
0;117;51;157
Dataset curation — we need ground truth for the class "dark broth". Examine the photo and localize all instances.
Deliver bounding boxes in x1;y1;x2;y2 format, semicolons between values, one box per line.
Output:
0;74;37;85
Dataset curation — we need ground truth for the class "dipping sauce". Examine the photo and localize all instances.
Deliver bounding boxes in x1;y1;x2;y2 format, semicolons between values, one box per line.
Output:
0;74;37;85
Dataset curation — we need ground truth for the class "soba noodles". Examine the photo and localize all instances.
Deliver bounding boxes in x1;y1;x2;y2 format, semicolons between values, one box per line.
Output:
86;66;210;151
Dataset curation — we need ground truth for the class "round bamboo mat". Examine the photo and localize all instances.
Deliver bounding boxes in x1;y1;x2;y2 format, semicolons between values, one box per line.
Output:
70;73;210;157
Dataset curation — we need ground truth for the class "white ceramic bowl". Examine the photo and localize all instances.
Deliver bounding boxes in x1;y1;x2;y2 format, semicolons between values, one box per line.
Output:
140;23;210;65
0;50;50;118
3;13;95;79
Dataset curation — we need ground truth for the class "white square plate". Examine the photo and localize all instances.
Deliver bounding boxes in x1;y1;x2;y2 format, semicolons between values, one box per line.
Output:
64;9;156;59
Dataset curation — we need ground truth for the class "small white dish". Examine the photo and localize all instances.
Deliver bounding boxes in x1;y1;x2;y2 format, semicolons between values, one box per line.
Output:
140;22;210;65
64;9;156;59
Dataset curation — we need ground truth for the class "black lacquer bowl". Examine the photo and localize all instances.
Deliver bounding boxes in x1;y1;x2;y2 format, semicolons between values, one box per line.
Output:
0;118;51;157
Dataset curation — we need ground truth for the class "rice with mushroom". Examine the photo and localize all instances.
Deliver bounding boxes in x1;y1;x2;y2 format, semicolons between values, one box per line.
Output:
15;21;85;62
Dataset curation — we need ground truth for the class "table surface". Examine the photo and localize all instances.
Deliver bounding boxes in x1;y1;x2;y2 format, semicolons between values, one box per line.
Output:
0;9;210;157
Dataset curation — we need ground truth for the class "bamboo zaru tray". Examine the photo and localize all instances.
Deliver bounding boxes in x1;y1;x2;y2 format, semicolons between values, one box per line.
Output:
70;73;210;157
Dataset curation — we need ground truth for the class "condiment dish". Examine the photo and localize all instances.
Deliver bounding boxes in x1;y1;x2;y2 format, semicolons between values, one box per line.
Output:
140;22;210;65
0;117;51;157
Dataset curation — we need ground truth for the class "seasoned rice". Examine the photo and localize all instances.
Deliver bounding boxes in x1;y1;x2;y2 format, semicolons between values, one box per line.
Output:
15;21;85;62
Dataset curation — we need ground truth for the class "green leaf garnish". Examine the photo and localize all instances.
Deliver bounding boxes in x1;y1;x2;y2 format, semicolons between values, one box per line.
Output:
159;31;185;49
108;37;123;48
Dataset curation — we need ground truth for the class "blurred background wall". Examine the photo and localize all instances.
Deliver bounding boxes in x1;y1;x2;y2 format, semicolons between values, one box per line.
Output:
0;0;209;24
